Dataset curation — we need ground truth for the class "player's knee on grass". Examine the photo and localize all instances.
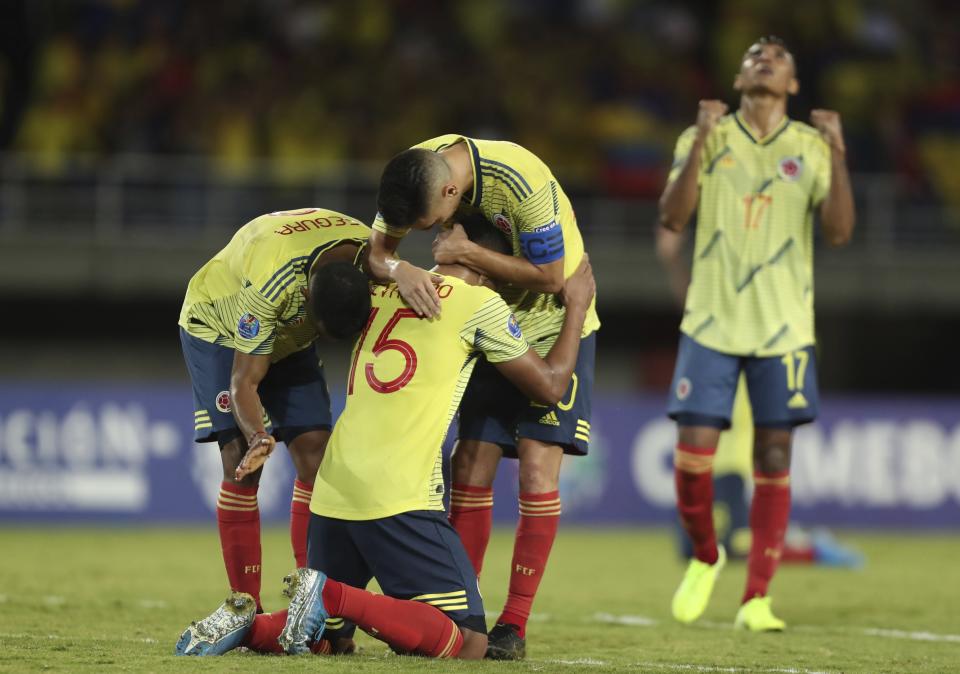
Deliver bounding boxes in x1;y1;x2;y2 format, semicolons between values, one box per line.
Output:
516;439;563;493
753;428;792;474
218;434;262;486
450;440;501;487
285;428;331;482
457;627;488;660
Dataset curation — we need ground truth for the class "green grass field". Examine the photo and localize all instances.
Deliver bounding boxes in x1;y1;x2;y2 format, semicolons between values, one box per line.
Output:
0;527;958;673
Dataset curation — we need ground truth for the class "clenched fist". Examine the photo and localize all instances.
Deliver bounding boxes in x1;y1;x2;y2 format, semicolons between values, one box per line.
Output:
810;109;846;154
696;100;729;140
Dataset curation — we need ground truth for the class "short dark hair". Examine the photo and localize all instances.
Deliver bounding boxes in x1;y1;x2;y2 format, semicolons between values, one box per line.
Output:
377;148;446;229
458;212;512;255
754;35;789;52
308;261;371;339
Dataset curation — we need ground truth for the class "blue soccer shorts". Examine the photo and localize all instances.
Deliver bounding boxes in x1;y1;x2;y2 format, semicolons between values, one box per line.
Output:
307;510;486;640
179;328;332;444
667;333;819;429
457;333;595;458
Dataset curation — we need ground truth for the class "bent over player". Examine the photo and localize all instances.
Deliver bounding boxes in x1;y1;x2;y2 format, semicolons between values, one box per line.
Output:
370;134;599;659
174;216;595;659
658;36;855;631
178;208;371;612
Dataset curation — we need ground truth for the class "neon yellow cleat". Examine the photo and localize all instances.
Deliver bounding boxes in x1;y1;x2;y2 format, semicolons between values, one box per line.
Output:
734;596;786;632
671;545;726;624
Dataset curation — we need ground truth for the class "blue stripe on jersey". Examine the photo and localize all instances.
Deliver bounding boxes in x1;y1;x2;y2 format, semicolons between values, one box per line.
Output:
268;273;300;301
465;139;483;207
705;146;731;174
481;167;526;202
480;162;529;198
519;223;564;264
260;256;309;295
478;157;532;195
264;267;296;300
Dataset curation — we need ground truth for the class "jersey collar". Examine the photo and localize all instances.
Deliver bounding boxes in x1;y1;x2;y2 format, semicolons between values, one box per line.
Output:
734;111;791;146
463;137;483;207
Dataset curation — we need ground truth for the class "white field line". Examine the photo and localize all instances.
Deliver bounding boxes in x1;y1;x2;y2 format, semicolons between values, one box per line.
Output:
596;613;960;645
547;659;832;674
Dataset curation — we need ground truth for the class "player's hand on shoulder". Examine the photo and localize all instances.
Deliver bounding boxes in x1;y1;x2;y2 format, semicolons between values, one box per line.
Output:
235;431;276;481
696;100;728;139
810;109;846;154
393;260;443;318
432;222;472;266
559;254;595;311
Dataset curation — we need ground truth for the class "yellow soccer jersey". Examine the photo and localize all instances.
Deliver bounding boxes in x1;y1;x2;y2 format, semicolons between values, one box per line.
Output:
179;209;370;362
670;113;831;356
310;276;529;520
375;134;599;349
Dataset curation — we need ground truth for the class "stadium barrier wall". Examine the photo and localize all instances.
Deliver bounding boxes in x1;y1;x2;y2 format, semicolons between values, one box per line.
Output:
0;384;958;527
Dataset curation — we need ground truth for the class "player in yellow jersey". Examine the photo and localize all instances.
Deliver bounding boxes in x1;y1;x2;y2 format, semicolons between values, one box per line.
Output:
178;208;371;617
659;36;855;631
371;135;599;659
174;216;596;659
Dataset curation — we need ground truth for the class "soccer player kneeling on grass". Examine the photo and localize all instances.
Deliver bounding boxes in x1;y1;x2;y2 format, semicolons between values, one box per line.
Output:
175;215;596;658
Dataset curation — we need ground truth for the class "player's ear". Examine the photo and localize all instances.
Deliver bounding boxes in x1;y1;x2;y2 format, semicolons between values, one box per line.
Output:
787;76;799;96
442;183;459;199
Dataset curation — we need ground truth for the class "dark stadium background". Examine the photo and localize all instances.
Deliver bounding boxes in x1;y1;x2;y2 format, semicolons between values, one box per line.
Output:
1;0;959;528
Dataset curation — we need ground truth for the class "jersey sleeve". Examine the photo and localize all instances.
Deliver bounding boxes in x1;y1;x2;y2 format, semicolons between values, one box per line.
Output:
233;250;287;355
460;293;530;363
372;211;410;240
667;125;702;184
808;134;832;207
515;181;565;265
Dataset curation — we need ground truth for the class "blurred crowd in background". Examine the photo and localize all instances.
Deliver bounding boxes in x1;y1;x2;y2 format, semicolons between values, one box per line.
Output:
0;0;958;215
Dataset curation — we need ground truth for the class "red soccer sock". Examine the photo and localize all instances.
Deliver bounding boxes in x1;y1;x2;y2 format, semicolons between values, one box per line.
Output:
244;610;287;654
743;471;791;603
674;443;718;564
322;579;463;658
216;481;262;610
291;479;313;568
448;483;493;576
498;490;561;637
243;610;332;655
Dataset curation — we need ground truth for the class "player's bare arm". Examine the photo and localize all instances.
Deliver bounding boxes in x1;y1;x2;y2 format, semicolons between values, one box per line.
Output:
433;223;565;294
230;351;276;479
493;257;595;403
658;100;728;232
366;230;443;318
811;109;856;247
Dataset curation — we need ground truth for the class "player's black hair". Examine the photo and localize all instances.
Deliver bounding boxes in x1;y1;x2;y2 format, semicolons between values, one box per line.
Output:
308;261;371;340
753;35;789;52
377;148;447;229
459;212;512;255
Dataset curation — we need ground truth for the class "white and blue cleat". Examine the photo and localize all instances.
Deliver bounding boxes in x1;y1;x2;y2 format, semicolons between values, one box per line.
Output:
174;591;256;656
278;568;329;655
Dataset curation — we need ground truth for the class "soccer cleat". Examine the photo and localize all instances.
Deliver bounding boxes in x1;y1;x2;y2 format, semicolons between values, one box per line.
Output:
671;544;726;624
735;596;786;631
174;591;256;656
278;568;330;655
485;622;526;660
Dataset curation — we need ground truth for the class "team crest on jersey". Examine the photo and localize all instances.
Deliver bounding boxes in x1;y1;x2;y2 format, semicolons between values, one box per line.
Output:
494;213;513;235
215;391;232;413
778;156;803;182
237;313;260;339
507;314;523;340
676;377;692;401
